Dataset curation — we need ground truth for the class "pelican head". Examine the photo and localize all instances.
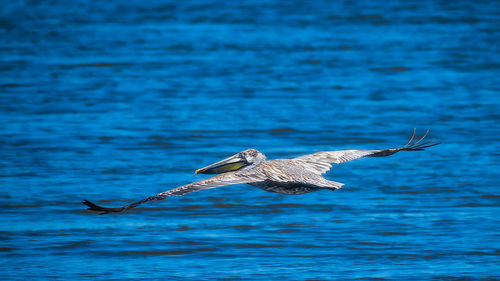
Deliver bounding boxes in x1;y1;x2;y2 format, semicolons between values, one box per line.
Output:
195;149;266;174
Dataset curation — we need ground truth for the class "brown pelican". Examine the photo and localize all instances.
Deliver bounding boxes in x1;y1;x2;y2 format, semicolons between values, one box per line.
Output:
83;129;439;214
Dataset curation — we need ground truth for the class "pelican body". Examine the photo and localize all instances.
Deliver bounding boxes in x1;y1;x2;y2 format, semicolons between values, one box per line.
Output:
83;130;439;214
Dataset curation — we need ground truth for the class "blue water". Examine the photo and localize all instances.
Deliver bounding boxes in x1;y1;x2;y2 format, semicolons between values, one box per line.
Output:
1;0;500;280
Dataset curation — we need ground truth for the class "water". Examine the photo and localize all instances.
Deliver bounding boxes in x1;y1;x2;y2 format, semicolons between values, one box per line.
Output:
1;0;499;280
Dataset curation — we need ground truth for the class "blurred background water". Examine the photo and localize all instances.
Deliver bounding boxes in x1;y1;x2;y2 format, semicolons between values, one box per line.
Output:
1;0;499;280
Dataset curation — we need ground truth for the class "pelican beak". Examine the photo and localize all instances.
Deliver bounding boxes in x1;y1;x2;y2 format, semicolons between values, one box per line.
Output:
195;153;248;174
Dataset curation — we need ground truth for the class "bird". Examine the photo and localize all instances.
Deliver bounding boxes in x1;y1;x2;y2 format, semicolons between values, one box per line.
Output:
82;129;439;214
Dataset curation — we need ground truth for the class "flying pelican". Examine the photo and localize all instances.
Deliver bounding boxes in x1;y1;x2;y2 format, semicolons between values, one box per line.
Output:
83;129;439;214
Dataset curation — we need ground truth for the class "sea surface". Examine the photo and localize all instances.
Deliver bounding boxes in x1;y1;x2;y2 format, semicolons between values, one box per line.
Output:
1;0;499;280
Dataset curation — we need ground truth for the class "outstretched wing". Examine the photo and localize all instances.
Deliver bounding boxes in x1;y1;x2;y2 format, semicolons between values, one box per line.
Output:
82;172;259;214
295;129;440;174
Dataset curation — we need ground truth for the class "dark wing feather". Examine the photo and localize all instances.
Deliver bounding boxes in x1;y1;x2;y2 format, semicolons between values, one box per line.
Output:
82;172;256;214
295;129;440;174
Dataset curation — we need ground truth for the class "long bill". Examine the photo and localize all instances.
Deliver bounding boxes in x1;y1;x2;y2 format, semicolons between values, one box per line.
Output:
195;153;248;174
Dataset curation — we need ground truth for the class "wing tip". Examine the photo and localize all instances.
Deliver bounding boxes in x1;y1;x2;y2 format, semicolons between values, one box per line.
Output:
82;199;123;214
402;129;440;151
